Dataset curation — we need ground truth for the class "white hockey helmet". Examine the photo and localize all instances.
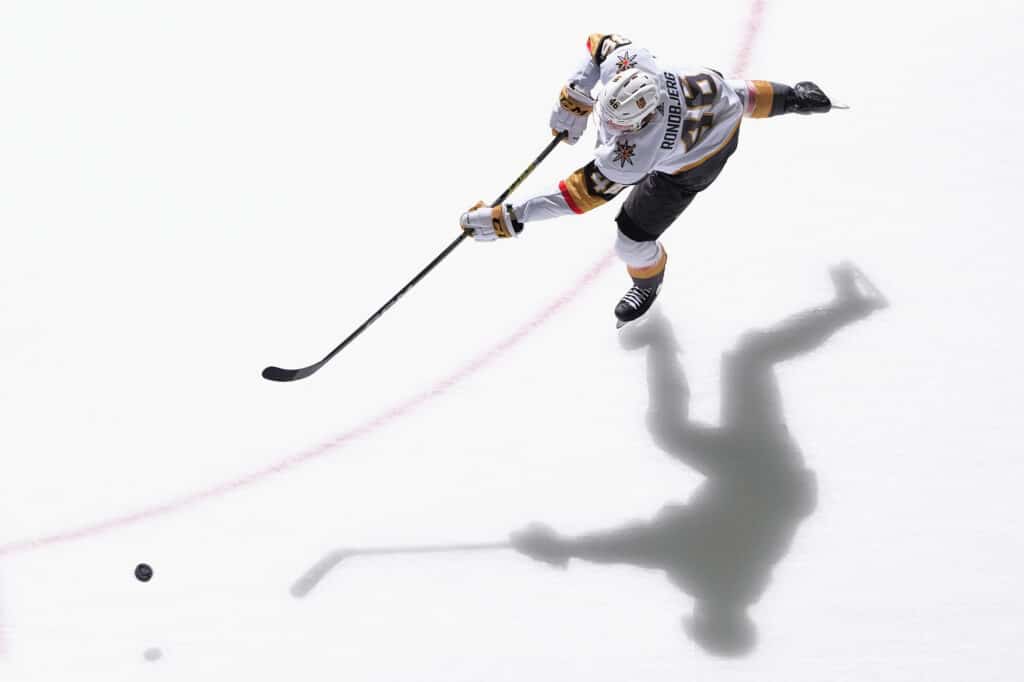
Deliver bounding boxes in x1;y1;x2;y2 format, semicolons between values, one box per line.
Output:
598;68;662;133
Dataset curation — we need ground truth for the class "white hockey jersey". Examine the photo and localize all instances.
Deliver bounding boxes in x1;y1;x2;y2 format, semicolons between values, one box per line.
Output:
514;34;778;223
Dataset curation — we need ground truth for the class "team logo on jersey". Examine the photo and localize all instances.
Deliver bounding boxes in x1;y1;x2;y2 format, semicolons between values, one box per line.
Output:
615;51;638;73
613;140;636;168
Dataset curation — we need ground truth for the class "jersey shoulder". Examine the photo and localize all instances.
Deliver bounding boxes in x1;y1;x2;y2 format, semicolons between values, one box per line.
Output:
585;34;657;76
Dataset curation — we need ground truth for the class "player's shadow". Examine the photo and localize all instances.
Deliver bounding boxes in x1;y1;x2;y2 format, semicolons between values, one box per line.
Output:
512;268;885;656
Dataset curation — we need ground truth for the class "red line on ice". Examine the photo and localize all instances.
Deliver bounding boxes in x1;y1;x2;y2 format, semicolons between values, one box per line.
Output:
0;254;616;557
0;1;767;559
733;0;766;77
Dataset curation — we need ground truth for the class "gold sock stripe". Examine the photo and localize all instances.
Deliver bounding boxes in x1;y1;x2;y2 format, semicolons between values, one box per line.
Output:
627;247;668;280
750;80;776;119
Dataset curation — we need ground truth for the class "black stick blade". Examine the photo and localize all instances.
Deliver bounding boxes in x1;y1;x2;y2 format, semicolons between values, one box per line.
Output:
262;364;321;382
260;137;564;385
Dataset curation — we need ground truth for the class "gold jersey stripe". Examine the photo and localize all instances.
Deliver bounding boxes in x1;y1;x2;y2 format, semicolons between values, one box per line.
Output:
627;247;668;280
561;168;609;213
750;80;776;119
671;119;741;175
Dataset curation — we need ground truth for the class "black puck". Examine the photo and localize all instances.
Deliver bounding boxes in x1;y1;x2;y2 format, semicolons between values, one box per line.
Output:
135;563;153;582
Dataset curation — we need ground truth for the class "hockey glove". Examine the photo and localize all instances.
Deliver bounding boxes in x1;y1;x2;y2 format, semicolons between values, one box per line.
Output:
784;81;832;114
460;201;523;241
549;84;594;144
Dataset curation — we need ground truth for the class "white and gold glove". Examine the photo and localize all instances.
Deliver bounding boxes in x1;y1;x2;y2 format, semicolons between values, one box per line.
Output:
549;84;594;145
460;201;522;241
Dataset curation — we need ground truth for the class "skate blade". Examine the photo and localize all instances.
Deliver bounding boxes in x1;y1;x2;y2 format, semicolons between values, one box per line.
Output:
616;307;659;330
616;316;649;330
831;102;851;110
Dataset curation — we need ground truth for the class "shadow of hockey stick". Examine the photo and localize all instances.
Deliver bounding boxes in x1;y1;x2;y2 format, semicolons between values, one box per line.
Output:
290;542;512;598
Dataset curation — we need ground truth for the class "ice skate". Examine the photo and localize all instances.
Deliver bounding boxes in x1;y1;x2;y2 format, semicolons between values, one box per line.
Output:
615;284;661;329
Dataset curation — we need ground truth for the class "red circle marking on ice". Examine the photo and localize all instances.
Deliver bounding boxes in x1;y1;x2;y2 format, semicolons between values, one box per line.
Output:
0;1;768;559
0;254;615;557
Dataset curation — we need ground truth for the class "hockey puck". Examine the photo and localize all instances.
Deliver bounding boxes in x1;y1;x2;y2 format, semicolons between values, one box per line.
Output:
135;563;153;582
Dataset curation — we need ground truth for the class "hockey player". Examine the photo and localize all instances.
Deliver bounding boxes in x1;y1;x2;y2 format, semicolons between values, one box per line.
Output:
460;34;834;327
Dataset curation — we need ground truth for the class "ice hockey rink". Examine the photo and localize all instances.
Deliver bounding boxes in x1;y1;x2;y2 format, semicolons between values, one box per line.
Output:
1;1;1022;680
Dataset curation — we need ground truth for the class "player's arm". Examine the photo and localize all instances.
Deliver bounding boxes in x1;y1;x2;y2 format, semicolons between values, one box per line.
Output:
522;159;629;219
459;161;629;241
727;79;833;117
550;33;634;144
563;34;635;97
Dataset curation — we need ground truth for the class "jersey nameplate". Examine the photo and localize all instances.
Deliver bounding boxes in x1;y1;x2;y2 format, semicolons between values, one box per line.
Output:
660;72;683;150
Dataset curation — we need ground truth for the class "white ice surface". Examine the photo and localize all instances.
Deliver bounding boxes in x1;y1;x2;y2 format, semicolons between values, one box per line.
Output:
1;1;1023;680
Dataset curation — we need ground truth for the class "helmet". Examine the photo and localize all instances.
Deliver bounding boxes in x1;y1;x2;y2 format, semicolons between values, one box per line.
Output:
598;68;662;133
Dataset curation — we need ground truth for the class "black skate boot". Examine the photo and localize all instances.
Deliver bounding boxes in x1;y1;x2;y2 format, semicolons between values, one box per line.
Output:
615;245;668;329
785;81;833;114
615;283;661;329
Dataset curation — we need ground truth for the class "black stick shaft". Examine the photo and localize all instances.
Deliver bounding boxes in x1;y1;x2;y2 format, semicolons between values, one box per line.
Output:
490;132;566;207
262;132;566;382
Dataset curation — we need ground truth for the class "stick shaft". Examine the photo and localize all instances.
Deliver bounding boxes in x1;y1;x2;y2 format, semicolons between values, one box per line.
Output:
263;133;566;382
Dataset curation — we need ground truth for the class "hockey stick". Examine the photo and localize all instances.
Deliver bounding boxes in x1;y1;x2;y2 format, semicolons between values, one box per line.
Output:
290;541;512;598
262;131;568;382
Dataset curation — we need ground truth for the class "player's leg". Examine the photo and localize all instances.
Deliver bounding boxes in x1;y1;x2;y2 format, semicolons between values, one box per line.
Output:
612;177;690;325
611;132;741;325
